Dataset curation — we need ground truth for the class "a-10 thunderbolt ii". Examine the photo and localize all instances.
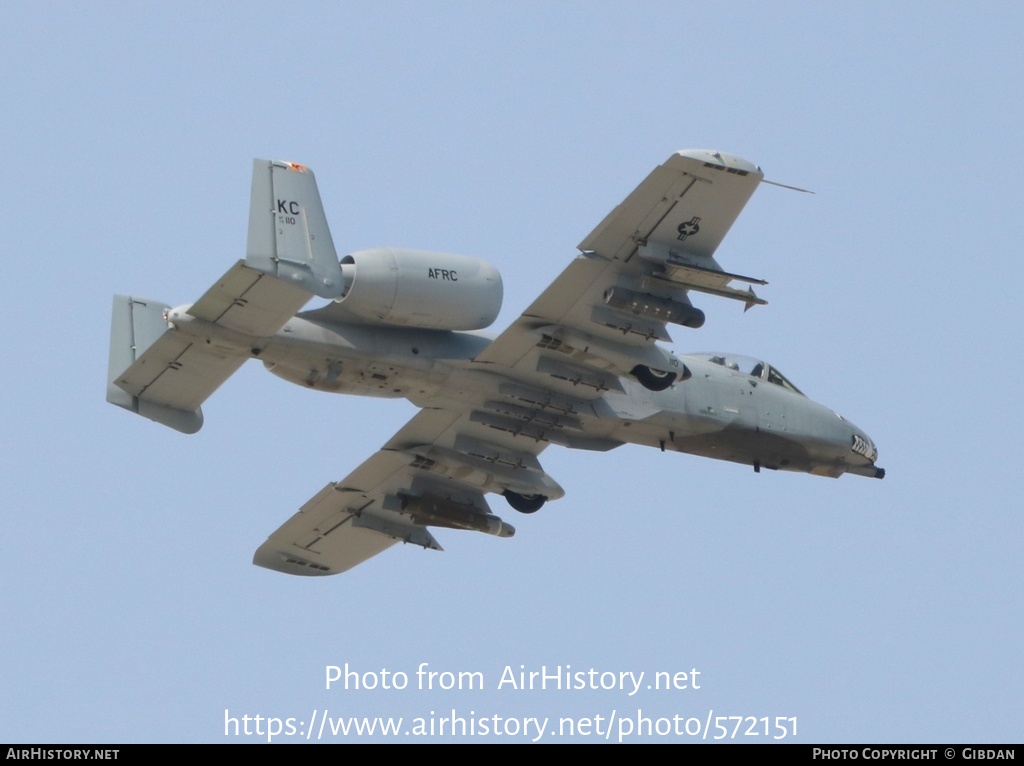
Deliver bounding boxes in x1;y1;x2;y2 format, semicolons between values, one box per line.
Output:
107;150;884;576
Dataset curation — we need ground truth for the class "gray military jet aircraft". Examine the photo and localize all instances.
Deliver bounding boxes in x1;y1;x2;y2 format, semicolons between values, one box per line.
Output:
107;150;884;576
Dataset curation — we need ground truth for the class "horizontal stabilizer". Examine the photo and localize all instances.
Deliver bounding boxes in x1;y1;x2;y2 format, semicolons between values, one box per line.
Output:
187;260;312;336
108;180;338;434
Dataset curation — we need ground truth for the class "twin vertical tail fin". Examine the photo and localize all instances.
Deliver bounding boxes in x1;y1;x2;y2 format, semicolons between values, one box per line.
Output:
106;295;209;434
106;160;343;433
244;160;344;298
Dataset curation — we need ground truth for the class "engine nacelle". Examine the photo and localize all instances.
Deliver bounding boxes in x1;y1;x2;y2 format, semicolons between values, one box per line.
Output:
333;248;503;330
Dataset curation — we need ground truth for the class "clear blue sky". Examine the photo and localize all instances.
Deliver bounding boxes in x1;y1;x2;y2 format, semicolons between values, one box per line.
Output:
2;1;1021;742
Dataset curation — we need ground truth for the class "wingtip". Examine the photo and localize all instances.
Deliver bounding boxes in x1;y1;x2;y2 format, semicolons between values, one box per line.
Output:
253;546;333;576
674;149;763;177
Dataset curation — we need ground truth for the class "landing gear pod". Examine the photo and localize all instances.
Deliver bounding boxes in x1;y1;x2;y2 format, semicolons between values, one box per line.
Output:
631;364;678;391
503;490;547;514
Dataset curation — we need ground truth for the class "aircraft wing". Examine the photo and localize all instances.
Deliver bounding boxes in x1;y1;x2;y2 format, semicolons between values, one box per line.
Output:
253;406;566;575
474;150;765;384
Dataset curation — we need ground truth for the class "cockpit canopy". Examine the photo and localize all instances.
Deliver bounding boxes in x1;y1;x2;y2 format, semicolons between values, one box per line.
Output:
690;352;804;396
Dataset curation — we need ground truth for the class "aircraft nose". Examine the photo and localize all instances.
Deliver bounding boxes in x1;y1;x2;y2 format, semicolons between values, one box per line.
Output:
847;427;884;479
